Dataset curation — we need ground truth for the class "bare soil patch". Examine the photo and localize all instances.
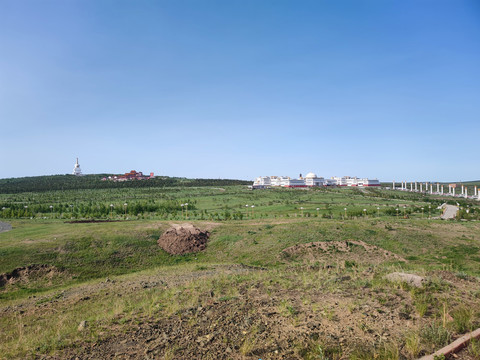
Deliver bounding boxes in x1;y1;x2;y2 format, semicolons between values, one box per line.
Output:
65;220;122;223
281;239;405;264
157;223;210;255
39;269;419;360
8;263;480;360
0;264;63;289
1;264;256;316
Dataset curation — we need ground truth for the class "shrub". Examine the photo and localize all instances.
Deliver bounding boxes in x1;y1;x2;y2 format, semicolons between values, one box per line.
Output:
451;306;473;333
404;331;421;358
468;338;480;357
420;322;451;347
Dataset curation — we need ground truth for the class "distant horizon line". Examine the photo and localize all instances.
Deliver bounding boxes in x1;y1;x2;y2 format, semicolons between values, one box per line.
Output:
0;173;479;184
0;173;250;181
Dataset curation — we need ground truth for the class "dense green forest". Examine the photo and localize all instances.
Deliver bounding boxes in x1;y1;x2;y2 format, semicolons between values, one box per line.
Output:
0;175;250;194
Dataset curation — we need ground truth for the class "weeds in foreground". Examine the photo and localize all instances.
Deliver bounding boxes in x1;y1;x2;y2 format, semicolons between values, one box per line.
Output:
350;342;400;360
404;330;421;358
239;326;258;356
455;271;469;280
300;341;342;360
278;299;299;317
450;305;473;333
376;342;400;360
420;322;451;348
322;306;337;321
163;345;179;360
468;338;480;357
349;347;374;360
302;343;329;360
412;292;431;317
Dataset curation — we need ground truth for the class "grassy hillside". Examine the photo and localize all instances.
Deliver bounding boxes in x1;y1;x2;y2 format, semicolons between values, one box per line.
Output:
1;186;480;359
0;174;250;194
1;218;479;298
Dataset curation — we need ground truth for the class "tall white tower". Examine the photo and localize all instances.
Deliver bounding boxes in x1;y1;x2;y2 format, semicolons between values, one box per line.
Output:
72;158;83;176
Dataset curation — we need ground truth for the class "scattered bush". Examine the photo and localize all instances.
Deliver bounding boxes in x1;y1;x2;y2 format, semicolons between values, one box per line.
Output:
420;322;451;347
404;331;421;358
451;305;473;333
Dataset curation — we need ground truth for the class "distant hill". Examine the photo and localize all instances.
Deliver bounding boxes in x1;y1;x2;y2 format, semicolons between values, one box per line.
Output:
456;180;480;186
0;174;250;194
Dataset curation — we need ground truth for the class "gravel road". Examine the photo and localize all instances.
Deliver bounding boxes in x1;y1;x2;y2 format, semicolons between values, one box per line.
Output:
441;205;459;220
0;222;12;233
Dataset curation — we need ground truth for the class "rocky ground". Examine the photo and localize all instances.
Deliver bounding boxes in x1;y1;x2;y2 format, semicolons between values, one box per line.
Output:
6;264;473;359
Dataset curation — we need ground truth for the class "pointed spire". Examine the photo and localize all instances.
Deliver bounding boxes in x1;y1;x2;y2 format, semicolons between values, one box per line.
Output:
73;157;82;176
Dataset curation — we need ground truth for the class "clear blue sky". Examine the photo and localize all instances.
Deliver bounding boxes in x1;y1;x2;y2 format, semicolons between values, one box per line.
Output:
1;1;479;182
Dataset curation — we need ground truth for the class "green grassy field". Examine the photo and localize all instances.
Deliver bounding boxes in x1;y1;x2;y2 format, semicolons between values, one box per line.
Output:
1;184;480;359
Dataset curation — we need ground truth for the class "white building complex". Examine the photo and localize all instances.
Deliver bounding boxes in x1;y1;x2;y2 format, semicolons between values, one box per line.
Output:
253;172;380;189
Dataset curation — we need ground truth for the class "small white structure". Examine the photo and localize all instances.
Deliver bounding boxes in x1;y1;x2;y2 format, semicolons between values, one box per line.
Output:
72;158;83;176
254;176;272;187
304;172;325;187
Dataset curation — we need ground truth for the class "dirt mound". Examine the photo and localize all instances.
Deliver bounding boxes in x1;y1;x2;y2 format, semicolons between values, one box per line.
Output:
281;240;405;264
0;264;62;288
157;224;210;255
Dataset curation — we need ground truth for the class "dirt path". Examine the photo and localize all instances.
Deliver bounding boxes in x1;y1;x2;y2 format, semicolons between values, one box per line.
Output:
441;205;459;220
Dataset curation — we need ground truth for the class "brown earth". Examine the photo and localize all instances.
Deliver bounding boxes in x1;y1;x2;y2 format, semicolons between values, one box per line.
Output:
2;235;478;359
65;220;123;223
38;266;479;360
37;266;414;360
157;223;210;255
3;264;478;360
281;239;406;265
0;264;63;289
